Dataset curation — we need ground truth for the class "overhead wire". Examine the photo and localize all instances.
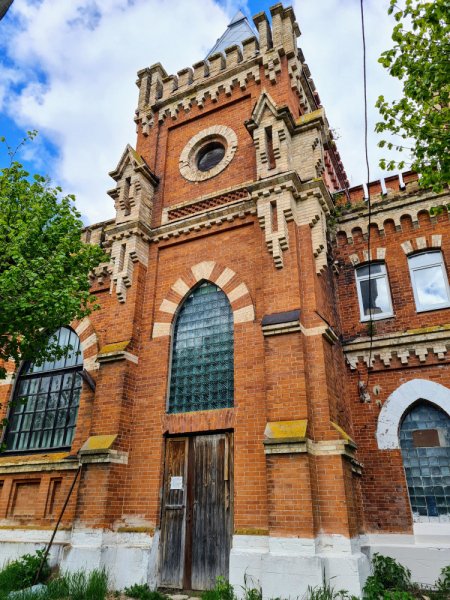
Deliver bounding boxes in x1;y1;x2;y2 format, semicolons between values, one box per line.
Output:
360;0;374;400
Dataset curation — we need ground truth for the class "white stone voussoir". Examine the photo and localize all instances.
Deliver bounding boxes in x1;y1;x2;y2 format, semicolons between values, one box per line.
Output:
377;379;450;450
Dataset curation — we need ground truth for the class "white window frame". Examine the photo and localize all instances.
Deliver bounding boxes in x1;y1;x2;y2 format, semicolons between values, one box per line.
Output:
408;251;450;312
355;262;394;322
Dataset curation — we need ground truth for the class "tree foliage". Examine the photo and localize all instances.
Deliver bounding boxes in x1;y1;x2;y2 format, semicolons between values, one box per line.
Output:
0;132;104;381
376;0;450;192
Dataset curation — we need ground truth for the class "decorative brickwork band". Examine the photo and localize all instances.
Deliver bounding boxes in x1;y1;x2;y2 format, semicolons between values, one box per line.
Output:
152;261;255;338
167;189;250;221
343;324;450;369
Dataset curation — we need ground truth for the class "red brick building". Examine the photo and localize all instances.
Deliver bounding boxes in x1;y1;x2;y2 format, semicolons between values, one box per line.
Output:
0;4;449;596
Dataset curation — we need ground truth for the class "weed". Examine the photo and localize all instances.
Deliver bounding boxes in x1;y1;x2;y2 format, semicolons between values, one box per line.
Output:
123;583;168;600
305;574;357;600
437;565;450;594
0;550;50;593
200;576;236;600
46;568;109;600
363;554;413;600
124;583;148;598
365;320;377;337
242;574;261;600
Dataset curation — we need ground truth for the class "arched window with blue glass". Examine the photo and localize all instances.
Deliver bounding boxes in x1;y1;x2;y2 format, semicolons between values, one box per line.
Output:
168;282;234;413
400;401;450;520
5;327;83;453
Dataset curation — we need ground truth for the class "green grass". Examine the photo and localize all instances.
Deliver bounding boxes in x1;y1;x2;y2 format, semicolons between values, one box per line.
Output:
0;550;110;600
0;551;449;600
123;583;169;600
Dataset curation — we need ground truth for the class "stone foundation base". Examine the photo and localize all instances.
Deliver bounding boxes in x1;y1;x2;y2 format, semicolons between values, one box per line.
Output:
229;528;450;598
0;528;158;590
0;527;448;595
229;535;370;600
361;523;450;587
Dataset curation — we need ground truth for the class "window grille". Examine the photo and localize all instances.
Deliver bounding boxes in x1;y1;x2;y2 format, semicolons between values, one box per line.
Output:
5;327;83;453
168;282;234;413
408;251;450;312
355;263;393;321
401;402;450;520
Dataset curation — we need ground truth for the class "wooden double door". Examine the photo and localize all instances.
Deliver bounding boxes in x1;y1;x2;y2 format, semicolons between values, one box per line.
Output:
159;433;234;590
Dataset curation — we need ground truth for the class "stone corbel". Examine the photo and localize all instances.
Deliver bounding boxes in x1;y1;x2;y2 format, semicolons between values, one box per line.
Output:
97;341;138;364
261;309;301;336
263;420;361;470
79;435;128;465
263;420;308;454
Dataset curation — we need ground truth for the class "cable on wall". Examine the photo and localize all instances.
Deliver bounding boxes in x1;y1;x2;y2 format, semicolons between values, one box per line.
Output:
359;0;374;402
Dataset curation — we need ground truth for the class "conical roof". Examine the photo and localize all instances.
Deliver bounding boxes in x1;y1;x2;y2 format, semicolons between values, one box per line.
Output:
206;10;258;59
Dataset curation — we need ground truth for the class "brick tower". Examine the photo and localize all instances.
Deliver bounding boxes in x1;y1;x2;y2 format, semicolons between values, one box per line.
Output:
85;4;369;595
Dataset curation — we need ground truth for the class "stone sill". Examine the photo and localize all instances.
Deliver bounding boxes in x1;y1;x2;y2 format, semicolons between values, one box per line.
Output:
0;453;78;474
262;321;301;336
263;437;358;462
80;450;128;465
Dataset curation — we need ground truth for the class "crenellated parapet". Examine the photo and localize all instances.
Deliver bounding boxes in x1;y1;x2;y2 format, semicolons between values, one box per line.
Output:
133;4;317;133
333;174;450;245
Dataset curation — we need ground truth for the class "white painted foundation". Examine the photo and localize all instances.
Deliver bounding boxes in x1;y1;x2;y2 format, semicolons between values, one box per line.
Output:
361;523;450;587
0;525;449;595
0;528;157;590
230;534;371;600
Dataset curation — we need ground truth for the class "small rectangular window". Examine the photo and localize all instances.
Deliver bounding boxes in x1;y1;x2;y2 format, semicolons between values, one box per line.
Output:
408;251;450;312
265;127;276;170
123;178;131;216
356;263;393;321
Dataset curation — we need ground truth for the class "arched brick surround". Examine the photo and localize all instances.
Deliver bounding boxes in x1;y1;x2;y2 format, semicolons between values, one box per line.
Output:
377;379;450;450
152;261;255;338
74;317;100;371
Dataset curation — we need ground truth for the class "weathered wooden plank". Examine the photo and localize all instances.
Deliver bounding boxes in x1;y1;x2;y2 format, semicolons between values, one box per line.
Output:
183;436;195;590
159;438;188;588
191;433;233;590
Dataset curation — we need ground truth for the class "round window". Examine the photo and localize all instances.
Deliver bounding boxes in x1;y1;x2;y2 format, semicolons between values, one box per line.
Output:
197;142;225;172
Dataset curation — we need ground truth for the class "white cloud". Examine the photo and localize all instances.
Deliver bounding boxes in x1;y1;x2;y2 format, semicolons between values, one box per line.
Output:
1;0;410;225
1;0;232;224
295;0;408;188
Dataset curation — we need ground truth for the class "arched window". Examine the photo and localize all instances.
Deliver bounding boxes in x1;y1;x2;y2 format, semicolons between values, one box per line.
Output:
168;282;234;413
400;402;450;520
5;327;83;453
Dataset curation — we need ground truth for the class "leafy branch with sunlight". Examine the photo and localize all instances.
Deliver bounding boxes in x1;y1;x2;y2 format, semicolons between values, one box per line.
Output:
0;132;104;387
376;0;450;192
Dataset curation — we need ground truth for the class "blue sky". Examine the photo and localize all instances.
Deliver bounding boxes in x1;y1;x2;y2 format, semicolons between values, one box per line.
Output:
0;0;403;225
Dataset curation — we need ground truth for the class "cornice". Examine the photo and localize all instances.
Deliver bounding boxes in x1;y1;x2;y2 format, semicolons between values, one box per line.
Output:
343;324;450;368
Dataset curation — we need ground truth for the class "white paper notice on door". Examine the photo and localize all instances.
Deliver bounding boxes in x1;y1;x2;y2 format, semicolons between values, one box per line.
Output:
170;476;183;490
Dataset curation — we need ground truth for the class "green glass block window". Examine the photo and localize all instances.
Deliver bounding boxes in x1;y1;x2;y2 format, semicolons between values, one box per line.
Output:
169;282;234;413
400;402;450;520
5;327;83;453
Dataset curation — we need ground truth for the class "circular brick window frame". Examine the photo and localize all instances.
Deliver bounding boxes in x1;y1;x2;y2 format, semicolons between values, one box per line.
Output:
179;126;238;182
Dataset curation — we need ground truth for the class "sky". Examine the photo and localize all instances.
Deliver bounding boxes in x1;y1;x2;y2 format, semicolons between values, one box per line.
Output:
0;0;405;226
